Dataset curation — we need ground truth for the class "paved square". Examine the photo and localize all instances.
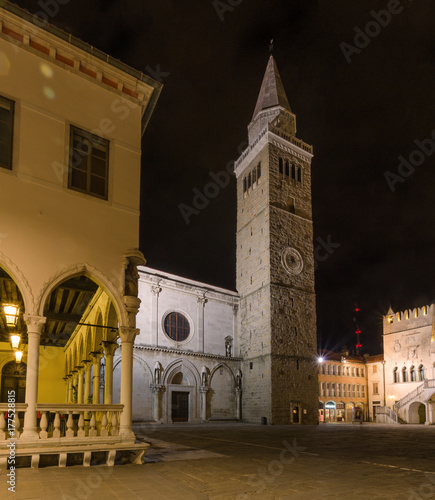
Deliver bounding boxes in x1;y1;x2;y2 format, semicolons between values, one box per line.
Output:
1;423;434;499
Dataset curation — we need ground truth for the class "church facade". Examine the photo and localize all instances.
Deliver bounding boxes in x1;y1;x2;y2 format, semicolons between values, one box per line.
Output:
126;56;319;425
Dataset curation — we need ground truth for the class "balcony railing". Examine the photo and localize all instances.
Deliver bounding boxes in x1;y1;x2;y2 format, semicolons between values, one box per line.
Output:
376;406;398;423
0;403;123;441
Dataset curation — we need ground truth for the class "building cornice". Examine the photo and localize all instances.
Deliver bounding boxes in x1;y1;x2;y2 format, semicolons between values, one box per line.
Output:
133;344;242;362
0;2;162;133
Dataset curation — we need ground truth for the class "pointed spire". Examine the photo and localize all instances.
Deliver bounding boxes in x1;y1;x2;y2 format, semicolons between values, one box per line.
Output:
252;55;291;120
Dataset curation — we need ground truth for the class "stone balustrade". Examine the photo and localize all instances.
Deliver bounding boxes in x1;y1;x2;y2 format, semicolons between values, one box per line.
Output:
0;403;123;441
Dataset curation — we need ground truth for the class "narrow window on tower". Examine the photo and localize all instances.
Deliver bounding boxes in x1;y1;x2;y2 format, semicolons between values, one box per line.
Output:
243;177;247;193
252;166;257;185
296;359;299;370
248;172;252;189
291;164;296;181
249;362;253;370
257;162;261;181
279;157;283;176
285;160;290;178
297;167;302;183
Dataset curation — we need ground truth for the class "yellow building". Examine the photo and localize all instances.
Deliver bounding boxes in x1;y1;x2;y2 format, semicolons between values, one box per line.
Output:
318;350;368;422
0;1;161;467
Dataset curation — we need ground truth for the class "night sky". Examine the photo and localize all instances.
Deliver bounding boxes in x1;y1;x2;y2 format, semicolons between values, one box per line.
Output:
15;0;435;355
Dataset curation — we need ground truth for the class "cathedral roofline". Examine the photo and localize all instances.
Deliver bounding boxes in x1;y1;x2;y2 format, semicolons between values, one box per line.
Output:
139;266;239;299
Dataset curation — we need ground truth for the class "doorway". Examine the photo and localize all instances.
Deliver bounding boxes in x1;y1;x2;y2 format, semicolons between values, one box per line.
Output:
171;391;189;422
292;405;300;424
1;361;26;403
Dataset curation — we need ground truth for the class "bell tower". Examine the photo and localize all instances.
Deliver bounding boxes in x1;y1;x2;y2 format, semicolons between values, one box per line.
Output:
235;55;318;424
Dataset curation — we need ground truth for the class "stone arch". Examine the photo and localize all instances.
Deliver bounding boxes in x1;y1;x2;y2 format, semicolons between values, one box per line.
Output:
35;263;126;326
131;354;153;422
0;253;34;314
105;301;118;343
163;359;200;388
409;401;426;424
208;364;236;420
93;310;104;352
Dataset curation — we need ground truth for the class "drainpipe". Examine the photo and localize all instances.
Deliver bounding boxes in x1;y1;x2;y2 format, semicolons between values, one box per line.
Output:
382;360;386;407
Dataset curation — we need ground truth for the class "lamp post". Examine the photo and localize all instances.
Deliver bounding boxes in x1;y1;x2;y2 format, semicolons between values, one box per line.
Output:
4;304;19;327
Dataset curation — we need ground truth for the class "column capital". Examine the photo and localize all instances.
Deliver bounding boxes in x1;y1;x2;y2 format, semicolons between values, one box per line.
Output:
102;341;119;357
89;352;103;363
70;369;78;375
119;327;139;344
81;359;91;366
199;386;209;394
151;285;162;296
23;315;46;333
75;365;84;373
150;384;164;395
197;295;208;307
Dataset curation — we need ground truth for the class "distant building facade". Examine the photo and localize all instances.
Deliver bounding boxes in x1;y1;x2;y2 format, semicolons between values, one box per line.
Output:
318;350;367;422
374;305;435;424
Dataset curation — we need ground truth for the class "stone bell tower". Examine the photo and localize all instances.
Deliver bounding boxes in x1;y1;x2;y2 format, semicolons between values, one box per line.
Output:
234;55;318;424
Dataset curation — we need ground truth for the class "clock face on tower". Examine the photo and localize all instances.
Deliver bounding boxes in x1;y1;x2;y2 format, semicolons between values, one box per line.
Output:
281;247;304;275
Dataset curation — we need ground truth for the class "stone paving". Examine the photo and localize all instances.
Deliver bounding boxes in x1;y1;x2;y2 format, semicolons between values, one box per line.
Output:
1;423;435;499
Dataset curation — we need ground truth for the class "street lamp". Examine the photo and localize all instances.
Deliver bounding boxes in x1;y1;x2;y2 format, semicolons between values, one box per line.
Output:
10;334;20;349
14;350;23;363
4;304;19;327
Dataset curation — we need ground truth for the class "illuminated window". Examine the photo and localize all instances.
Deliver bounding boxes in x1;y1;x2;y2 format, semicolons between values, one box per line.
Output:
163;312;190;342
397;312;401;321
69;126;109;199
415;309;418;318
406;310;409;319
388;316;393;324
423;306;428;316
0;95;14;170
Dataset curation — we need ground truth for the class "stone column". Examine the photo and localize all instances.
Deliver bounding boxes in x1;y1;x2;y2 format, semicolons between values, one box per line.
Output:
83;360;91;405
76;366;84;404
90;352;103;404
151;384;163;422
67;374;73;402
200;386;208;422
151;284;162;346
236;388;243;420
63;377;69;402
102;342;118;404
21;315;46;440
426;401;434;425
119;327;138;438
232;304;239;357
197;295;207;353
71;370;78;402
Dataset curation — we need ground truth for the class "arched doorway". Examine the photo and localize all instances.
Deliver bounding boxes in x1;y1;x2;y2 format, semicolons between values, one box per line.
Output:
171;372;190;422
325;401;336;422
1;361;26;403
409;401;426;424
